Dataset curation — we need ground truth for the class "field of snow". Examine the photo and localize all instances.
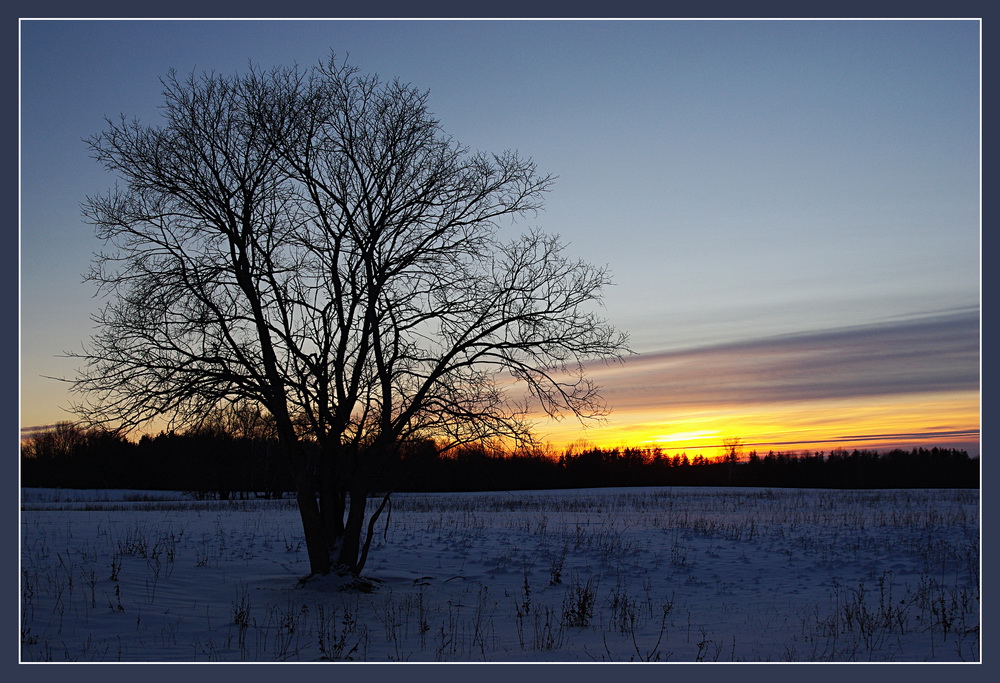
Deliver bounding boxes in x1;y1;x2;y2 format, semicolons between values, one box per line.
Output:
20;486;979;662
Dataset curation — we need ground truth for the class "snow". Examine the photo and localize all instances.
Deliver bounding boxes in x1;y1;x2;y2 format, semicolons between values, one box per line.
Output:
19;486;980;662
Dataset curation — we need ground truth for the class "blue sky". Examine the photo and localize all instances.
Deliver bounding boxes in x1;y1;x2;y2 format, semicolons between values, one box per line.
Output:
19;19;980;453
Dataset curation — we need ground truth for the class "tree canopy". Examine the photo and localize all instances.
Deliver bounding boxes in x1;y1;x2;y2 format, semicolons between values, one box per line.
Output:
70;56;630;576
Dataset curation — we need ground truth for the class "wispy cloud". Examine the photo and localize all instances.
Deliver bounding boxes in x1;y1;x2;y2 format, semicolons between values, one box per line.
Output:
588;307;979;410
739;429;981;451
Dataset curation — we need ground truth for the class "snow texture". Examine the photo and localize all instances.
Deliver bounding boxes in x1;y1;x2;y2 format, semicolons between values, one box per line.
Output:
20;486;979;662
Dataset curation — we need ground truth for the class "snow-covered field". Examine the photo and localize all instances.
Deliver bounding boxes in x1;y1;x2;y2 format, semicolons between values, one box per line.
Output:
19;486;979;663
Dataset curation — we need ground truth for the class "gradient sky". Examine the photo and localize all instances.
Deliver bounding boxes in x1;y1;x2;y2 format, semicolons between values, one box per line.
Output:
19;19;981;456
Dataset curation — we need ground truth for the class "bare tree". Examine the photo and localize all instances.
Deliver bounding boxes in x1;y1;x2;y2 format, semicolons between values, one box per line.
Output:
721;437;744;464
70;56;630;577
721;437;744;486
20;421;88;461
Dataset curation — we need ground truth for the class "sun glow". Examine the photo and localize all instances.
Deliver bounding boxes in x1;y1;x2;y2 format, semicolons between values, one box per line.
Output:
641;430;718;446
536;390;979;456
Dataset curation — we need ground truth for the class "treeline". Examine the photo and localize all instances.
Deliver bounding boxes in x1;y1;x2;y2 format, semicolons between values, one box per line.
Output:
21;423;978;494
20;423;289;498
399;444;980;491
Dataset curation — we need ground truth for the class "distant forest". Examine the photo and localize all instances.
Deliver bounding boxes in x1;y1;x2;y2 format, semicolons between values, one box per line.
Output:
21;422;978;496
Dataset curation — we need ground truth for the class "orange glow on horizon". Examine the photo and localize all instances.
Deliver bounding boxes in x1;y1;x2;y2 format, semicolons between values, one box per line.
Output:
535;390;980;456
640;430;719;446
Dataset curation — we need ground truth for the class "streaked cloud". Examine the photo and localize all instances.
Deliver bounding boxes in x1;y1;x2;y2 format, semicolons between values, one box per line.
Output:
537;308;980;453
588;307;979;409
20;424;61;437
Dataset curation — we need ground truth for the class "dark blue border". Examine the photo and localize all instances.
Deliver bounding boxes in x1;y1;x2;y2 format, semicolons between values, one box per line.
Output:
9;3;993;683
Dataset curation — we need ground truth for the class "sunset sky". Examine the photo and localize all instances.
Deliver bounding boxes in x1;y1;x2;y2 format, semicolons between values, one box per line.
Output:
19;19;981;456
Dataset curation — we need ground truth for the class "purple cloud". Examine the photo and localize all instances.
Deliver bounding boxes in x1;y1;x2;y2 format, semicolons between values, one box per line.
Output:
589;307;979;409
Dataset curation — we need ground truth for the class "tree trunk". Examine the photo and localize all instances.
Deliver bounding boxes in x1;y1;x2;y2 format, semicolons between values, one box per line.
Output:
294;469;331;576
319;446;345;550
281;436;331;576
357;490;393;575
336;484;369;574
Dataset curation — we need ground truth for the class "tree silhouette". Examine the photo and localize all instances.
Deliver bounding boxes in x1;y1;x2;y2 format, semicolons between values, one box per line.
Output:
68;55;630;576
721;437;744;485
